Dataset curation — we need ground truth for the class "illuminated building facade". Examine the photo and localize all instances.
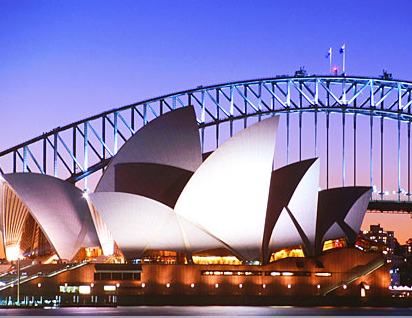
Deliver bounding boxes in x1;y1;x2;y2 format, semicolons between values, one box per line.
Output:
0;106;390;303
362;224;396;255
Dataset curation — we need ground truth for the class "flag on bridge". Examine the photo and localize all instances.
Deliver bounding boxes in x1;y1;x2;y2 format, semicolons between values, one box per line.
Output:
340;44;346;74
326;47;332;58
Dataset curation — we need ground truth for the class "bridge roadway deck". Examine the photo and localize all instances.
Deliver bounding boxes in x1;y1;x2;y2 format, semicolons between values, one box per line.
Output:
368;200;412;213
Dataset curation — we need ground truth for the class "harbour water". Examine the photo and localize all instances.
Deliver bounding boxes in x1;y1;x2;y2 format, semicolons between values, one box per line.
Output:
0;306;412;316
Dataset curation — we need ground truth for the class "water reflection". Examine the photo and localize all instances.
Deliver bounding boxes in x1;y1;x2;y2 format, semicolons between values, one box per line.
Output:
0;305;412;316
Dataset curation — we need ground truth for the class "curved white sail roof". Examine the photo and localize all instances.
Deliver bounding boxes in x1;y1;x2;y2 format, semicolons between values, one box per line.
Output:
268;159;320;256
0;107;375;263
95;106;202;192
89;192;226;260
262;159;318;262
174;116;279;261
316;187;372;254
343;188;372;236
88;203;115;256
2;173;99;261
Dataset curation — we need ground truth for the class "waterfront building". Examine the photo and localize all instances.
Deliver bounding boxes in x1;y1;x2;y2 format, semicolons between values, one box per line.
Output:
0;107;390;305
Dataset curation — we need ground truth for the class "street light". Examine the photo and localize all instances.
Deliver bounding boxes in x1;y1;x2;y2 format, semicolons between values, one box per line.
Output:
16;256;20;306
6;246;20;306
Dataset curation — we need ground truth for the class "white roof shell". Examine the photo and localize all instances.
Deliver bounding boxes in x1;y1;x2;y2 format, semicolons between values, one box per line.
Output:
2;173;100;261
95;106;202;192
174;116;279;261
343;189;372;235
269;159;320;255
88;203;115;256
89;192;226;259
316;187;372;253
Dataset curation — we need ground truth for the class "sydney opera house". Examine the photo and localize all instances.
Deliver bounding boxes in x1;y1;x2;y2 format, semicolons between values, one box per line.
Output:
0;107;390;305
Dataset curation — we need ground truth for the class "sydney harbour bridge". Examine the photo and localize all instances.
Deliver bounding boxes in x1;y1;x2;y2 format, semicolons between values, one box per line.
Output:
1;74;412;214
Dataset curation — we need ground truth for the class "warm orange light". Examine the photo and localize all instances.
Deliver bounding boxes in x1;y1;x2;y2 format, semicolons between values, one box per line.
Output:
192;256;241;265
315;272;332;277
79;285;91;294
282;272;294;276
6;245;20;261
322;238;346;251
361;287;366;297
269;248;304;262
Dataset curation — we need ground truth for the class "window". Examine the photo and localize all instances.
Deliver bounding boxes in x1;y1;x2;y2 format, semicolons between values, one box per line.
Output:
201;270;261;276
94;271;141;281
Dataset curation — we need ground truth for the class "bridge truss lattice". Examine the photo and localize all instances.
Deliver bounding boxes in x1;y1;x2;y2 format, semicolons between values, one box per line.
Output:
1;75;412;212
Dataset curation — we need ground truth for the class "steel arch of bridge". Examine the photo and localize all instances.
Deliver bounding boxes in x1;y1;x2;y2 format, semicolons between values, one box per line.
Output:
1;75;412;211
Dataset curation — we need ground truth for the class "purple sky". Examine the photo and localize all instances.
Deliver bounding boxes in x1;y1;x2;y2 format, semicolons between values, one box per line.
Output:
1;0;412;242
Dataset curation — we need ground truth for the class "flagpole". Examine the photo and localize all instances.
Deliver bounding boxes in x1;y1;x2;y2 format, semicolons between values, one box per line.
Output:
342;44;346;75
329;48;332;75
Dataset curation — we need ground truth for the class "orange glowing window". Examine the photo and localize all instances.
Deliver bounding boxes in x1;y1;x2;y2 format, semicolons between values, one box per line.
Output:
322;238;347;252
269;248;304;262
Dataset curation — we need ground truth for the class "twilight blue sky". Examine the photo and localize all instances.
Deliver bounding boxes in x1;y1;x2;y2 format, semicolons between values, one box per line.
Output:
2;0;412;149
1;0;412;241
